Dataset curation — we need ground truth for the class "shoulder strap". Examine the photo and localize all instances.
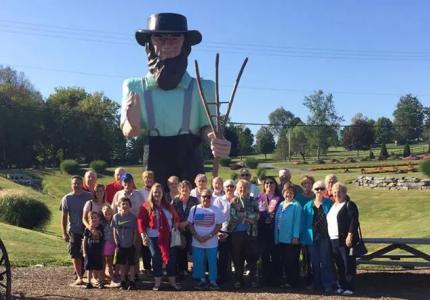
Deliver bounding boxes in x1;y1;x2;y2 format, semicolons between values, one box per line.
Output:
143;88;160;136
90;200;93;212
179;79;194;134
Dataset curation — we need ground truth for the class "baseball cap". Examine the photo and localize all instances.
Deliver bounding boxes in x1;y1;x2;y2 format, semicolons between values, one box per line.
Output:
120;173;134;182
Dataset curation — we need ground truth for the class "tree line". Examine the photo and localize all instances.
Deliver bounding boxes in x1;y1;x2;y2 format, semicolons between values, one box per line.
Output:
1;66;429;168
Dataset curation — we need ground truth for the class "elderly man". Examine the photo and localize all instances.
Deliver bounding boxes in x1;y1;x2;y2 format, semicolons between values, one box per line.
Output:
121;13;230;187
278;168;302;196
106;167;126;205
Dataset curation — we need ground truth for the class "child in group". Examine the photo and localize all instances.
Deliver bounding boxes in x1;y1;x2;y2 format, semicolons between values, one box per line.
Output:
212;176;225;198
191;174;209;200
113;197;137;290
83;211;105;289
101;205;120;287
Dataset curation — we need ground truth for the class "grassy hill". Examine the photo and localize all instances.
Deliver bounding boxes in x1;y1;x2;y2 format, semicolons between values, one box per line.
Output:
0;154;429;266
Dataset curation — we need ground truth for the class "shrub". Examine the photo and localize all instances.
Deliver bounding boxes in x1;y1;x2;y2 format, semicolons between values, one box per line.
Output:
220;158;231;167
60;159;80;174
403;144;411;157
89;160;108;174
369;151;375;160
0;191;51;229
245;158;259;169
420;160;430;177
379;143;388;160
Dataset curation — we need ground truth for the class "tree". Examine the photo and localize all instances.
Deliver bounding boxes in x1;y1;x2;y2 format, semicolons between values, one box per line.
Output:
268;107;301;137
303;90;343;159
224;124;240;157
290;125;310;161
274;128;289;161
374;117;395;145
393;94;424;144
342;114;375;157
46;87;124;164
0;66;44;168
237;126;254;158
255;126;275;159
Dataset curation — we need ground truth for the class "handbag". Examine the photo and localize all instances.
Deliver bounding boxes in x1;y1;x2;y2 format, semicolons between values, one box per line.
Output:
352;223;368;256
170;226;186;249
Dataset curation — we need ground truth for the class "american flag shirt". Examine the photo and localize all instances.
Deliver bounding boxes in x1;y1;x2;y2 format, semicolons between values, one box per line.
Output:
188;205;224;249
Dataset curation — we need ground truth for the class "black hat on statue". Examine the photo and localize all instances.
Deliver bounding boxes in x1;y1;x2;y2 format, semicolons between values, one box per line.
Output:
135;13;202;46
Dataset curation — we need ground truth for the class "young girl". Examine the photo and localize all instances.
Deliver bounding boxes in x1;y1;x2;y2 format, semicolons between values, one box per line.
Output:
83;211;104;289
101;205;120;287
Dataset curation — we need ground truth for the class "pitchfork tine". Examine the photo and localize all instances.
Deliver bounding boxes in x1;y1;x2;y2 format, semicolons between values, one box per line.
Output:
223;57;248;129
214;53;221;136
194;60;217;135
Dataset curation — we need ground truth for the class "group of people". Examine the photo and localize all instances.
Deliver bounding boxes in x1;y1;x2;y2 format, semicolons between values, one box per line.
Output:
60;167;361;295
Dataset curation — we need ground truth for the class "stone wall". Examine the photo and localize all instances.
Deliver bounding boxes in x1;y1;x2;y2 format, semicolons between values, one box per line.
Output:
353;176;430;190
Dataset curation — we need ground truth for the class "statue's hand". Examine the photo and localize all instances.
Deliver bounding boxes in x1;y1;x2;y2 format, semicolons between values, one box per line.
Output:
208;131;231;158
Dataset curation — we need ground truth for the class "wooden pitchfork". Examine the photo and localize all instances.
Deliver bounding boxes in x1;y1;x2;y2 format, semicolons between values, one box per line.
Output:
194;53;248;177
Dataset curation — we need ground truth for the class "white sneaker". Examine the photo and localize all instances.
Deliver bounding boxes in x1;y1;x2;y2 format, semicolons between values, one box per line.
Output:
336;288;344;294
108;281;121;288
343;289;354;295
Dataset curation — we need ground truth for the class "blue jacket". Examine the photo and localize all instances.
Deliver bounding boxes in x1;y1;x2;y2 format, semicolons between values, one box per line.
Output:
301;198;332;245
274;200;302;244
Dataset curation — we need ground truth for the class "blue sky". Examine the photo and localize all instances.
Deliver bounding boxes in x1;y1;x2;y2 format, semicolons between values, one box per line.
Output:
1;0;429;129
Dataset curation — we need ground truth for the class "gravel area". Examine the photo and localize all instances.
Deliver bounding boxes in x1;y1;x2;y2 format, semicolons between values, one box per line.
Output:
9;266;430;300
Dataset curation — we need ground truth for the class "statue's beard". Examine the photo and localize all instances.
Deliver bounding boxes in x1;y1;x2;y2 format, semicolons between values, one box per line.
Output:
146;43;191;90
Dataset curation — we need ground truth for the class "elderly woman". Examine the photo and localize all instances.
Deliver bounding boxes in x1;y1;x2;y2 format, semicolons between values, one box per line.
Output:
212;179;236;284
326;182;359;296
190;173;209;200
166;176;180;204
188;189;224;290
137;183;181;291
302;180;333;294
212;176;225;198
256;176;282;286
228;179;259;288
273;182;302;288
297;175;315;207
324;174;338;201
172;180;199;276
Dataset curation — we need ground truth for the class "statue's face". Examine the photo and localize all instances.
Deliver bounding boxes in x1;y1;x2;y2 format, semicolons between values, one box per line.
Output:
150;33;184;60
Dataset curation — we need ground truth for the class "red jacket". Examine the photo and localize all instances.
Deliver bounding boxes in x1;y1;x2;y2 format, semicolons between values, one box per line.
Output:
106;181;123;205
137;202;180;264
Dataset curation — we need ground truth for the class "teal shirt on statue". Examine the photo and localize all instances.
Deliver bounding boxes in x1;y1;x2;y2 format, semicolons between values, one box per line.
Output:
121;71;214;137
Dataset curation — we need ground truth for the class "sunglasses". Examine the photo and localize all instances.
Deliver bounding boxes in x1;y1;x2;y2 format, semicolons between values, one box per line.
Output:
314;188;325;192
240;173;251;177
226;185;235;188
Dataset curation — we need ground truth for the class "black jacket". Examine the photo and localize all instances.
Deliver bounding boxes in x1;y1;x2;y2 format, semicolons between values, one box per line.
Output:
336;200;360;247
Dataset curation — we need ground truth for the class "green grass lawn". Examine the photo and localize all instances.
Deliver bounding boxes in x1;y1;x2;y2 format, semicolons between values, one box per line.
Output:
0;152;429;266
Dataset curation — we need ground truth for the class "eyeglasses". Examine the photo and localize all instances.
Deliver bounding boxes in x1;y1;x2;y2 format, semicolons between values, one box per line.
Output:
314;188;325;192
240;173;251;177
226;185;235;188
201;195;211;199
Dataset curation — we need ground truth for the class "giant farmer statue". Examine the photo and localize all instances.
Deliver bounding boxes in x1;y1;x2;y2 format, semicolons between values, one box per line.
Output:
121;13;230;187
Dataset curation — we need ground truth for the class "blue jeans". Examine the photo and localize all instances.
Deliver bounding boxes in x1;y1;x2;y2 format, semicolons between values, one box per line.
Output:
192;246;218;283
309;238;333;290
150;237;176;277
